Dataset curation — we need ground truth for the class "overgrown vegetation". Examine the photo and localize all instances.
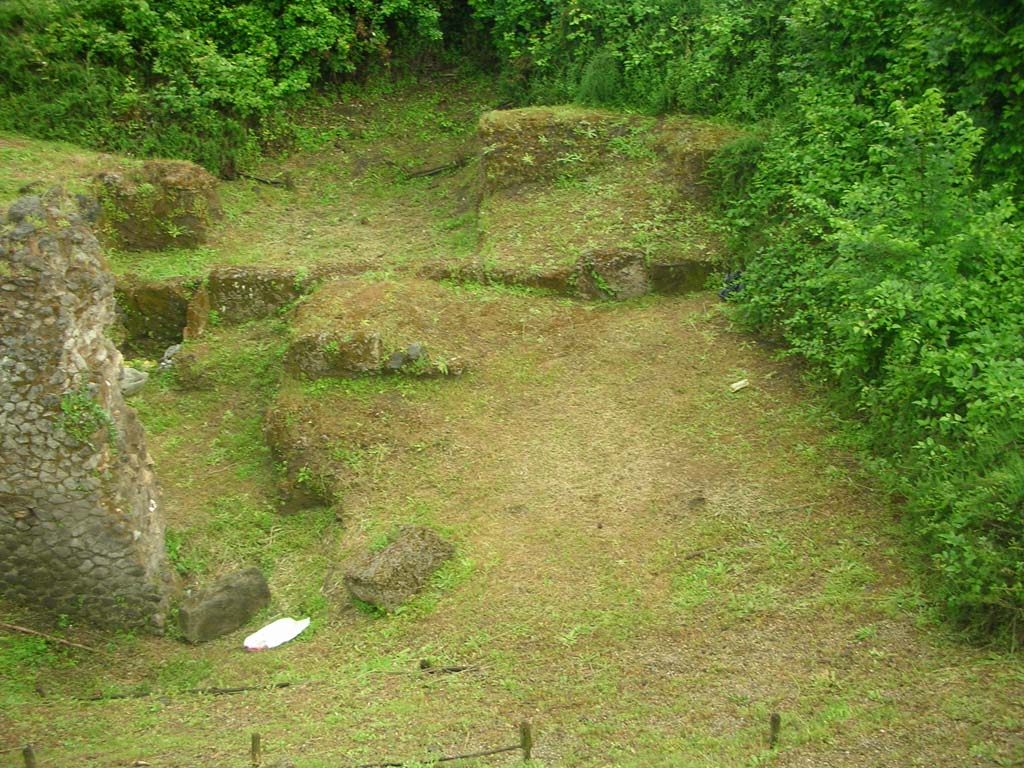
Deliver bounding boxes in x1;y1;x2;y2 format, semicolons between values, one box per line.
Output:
466;0;1024;643
0;0;454;170
3;72;1024;765
2;0;1021;641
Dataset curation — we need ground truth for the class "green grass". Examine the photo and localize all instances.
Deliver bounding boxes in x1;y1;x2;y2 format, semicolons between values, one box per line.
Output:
2;78;1023;768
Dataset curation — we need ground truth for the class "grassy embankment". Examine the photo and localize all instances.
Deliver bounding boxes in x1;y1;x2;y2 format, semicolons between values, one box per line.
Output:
1;77;1022;767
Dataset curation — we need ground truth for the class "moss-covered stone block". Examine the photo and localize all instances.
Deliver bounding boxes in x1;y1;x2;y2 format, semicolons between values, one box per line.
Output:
95;160;222;251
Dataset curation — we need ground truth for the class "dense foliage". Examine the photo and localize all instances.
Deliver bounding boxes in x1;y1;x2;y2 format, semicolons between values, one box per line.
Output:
469;0;1024;192
466;0;1024;640
0;0;450;170
2;0;1021;641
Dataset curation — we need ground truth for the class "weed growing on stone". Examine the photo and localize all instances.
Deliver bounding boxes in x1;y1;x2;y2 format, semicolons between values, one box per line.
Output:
57;386;114;446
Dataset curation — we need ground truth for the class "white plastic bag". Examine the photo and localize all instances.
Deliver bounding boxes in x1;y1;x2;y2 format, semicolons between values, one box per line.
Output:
243;617;310;650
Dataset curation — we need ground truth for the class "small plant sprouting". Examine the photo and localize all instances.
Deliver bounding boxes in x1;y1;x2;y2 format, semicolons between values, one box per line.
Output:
57;386;114;446
293;266;310;292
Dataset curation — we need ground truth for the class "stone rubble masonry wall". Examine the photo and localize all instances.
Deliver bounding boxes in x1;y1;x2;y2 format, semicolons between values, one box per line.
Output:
0;192;174;631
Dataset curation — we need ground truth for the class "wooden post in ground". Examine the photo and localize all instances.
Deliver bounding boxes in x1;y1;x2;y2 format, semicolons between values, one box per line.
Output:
251;733;261;766
519;721;533;761
22;745;37;768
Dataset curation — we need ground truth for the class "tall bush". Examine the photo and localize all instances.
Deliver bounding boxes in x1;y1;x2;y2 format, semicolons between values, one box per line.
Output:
0;0;448;170
723;88;1024;639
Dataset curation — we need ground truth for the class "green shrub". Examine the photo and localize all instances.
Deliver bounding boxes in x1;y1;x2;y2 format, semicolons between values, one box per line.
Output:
58;386;114;447
0;0;451;170
729;88;1024;641
575;50;622;106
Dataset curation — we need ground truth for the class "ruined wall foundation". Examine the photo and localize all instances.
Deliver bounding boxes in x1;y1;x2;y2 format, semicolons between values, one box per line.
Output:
0;192;173;630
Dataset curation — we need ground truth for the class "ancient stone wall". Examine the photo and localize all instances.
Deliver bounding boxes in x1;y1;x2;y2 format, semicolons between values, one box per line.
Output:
0;193;173;630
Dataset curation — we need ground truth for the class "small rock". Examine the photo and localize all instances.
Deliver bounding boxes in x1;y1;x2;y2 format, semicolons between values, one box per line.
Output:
177;567;270;643
343;527;454;611
11;220;36;239
120;366;149;397
386;350;408;370
158;344;182;371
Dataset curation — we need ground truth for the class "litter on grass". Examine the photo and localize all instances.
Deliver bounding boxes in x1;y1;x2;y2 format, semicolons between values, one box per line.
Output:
244;617;310;650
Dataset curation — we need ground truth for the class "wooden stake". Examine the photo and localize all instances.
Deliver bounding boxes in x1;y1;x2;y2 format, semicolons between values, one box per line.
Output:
22;745;37;768
769;712;781;748
251;733;261;766
519;720;533;761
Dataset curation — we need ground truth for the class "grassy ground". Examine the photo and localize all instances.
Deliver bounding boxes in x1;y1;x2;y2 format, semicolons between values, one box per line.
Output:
2;75;1023;767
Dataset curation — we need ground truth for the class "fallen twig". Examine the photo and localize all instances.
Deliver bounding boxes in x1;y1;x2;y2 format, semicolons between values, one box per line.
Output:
238;171;295;189
0;621;105;654
402;157;469;179
82;681;292;701
422;665;477;675
356;744;518;768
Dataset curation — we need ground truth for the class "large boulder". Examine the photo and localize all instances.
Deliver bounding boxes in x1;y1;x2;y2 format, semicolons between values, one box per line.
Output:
95;160;222;250
343;527;454;611
285;330;384;379
178;567;270;643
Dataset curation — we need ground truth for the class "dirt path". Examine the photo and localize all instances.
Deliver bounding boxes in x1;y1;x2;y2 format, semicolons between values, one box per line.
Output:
308;293;1024;767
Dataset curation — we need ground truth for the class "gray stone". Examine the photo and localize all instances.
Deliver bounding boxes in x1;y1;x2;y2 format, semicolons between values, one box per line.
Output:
158;344;182;371
11;221;35;240
7;196;43;223
120;366;149;397
386;350;407;370
177;567;270;643
343;527;454;611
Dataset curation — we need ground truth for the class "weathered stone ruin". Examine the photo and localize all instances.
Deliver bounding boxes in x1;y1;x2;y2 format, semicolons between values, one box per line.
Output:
95;159;222;251
471;107;737;295
344;526;454;612
184;265;314;339
115;276;197;356
0;193;174;630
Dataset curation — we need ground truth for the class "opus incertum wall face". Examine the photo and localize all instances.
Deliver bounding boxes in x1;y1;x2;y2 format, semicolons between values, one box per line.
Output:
0;193;173;631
